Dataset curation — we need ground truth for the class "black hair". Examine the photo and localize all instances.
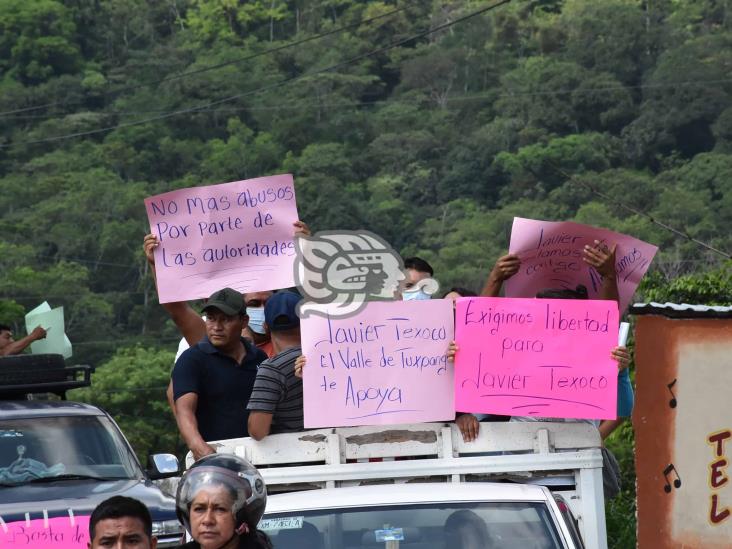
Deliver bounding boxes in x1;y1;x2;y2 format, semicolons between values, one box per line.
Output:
403;256;434;276
0;324;11;332
536;284;589;300
89;496;153;540
444;509;491;545
442;287;477;298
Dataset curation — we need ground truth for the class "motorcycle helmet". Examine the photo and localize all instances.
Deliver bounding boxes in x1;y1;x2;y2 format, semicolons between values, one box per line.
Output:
176;453;267;535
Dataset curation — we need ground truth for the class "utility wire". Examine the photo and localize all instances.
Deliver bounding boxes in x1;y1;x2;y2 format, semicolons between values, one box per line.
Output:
552;164;732;260
0;4;410;117
0;0;513;149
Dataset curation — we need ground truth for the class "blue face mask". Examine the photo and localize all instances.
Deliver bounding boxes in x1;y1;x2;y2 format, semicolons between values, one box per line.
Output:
402;289;431;301
247;307;266;334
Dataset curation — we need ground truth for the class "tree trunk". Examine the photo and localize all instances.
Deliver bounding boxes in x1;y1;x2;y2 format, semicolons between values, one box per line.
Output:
270;0;276;42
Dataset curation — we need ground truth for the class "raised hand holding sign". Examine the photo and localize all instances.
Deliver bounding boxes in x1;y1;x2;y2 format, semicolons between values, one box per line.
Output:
144;174;299;303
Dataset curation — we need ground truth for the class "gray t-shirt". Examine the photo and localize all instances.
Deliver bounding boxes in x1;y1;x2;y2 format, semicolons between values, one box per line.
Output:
246;346;303;434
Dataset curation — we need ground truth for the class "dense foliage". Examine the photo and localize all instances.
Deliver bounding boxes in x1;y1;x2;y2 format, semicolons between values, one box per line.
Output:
2;2;731;546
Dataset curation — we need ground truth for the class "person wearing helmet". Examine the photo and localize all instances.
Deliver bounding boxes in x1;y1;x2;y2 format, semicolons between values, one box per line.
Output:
176;454;271;549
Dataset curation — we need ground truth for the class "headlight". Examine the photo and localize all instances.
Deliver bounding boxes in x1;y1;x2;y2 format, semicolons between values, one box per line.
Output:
152;519;185;536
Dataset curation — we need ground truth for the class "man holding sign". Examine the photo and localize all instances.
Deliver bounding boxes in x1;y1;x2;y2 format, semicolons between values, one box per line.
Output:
0;323;46;356
172;288;268;460
143;220;310;417
497;217;658;312
456;241;630;435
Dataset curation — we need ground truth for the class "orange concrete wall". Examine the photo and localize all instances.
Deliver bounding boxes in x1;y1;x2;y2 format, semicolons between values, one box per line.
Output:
635;315;732;548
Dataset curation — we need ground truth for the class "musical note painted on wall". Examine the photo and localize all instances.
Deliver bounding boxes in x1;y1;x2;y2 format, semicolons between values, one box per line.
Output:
667;379;677;409
663;463;682;493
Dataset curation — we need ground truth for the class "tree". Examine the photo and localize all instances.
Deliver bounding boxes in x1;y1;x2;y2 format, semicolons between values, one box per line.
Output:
622;34;732;165
639;263;732;306
0;0;81;84
68;346;182;462
493;133;622;201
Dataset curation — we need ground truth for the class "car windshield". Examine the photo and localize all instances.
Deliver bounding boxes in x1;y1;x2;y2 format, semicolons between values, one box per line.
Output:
0;415;140;486
261;501;564;549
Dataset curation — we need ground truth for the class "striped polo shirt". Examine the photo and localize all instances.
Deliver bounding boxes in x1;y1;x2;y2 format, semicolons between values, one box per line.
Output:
246;346;303;433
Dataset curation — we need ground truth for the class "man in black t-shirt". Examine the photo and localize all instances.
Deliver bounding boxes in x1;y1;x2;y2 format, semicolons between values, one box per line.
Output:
172;287;267;460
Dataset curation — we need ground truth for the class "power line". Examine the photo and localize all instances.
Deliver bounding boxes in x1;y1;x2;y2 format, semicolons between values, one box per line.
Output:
0;0;513;150
0;5;409;118
552;164;732;260
3;78;731;121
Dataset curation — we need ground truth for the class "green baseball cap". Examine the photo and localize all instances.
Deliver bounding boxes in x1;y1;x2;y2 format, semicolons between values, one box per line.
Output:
201;288;246;316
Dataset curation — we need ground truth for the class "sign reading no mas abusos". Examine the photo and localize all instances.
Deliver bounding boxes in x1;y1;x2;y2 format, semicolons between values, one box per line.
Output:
144;174;299;303
301;299;455;428
0;515;90;548
454;297;619;420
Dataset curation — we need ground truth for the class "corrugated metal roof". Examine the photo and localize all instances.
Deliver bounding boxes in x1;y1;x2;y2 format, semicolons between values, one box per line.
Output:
629;302;732;318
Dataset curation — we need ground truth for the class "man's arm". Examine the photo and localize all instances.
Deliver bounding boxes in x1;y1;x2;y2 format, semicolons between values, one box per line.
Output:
246;361;286;441
599;418;626;440
480;254;521;297
583;241;619;303
247;412;274;441
0;326;46;356
143;234;206;345
174;392;215;460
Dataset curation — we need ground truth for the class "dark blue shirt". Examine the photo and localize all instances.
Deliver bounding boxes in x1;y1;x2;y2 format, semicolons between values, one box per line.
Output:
172;337;267;442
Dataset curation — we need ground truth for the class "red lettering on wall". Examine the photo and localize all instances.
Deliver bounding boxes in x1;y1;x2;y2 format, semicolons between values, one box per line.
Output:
710;494;731;524
708;430;731;457
710;458;729;489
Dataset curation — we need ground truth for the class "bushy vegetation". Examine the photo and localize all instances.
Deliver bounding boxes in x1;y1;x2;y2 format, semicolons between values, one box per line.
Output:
2;2;731;545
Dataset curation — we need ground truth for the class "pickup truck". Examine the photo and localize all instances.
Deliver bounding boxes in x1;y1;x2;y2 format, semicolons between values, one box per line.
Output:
200;421;607;549
0;354;185;548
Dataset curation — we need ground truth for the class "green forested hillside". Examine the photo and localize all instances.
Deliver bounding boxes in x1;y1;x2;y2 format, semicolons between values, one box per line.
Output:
1;2;731;544
1;0;730;363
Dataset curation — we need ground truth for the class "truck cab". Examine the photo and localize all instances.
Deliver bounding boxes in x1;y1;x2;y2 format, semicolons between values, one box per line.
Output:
204;421;606;549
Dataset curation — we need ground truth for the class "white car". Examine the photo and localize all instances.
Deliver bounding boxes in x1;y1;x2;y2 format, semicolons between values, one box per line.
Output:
205;422;606;548
261;482;585;548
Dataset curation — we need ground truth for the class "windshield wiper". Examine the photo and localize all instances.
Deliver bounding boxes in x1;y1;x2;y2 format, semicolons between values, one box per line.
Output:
26;474;130;483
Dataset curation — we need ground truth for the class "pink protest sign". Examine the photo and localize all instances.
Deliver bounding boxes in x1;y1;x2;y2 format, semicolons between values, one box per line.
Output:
454;297;619;420
0;515;90;548
505;217;658;312
144;174;299;303
301;300;455;427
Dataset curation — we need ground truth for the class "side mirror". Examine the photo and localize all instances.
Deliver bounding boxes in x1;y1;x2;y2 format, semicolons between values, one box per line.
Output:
147;453;180;480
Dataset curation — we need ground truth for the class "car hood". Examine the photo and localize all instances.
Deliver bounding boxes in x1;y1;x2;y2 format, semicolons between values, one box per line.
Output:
0;478;177;521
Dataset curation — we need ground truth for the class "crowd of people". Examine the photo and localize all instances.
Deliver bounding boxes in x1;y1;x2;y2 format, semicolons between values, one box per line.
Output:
3;222;636;548
141;226;634;459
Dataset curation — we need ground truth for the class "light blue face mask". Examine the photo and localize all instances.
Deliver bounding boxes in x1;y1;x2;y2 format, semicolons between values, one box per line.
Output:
247;307;266;334
402;289;432;301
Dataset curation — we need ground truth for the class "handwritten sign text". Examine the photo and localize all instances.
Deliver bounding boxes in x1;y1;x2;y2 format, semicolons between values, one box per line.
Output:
301;300;455;427
0;515;90;548
505;217;658;312
454;297;619;420
144;174;299;303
